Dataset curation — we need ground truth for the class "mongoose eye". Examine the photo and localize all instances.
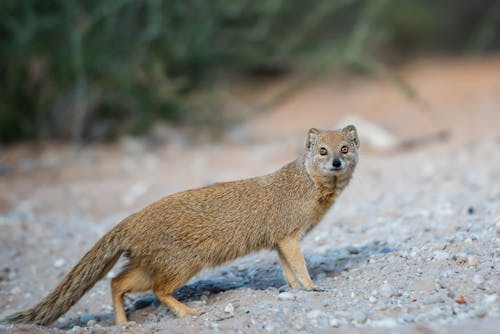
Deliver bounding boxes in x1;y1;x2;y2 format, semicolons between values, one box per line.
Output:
319;147;328;156
341;146;349;154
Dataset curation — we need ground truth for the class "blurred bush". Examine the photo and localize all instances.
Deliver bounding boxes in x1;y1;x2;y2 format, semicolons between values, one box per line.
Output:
1;0;499;142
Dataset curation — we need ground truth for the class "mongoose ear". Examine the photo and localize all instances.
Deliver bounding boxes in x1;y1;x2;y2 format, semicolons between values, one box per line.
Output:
305;128;320;150
342;124;360;148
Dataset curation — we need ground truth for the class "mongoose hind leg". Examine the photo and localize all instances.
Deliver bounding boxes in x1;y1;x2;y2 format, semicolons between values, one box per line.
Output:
111;266;152;325
277;236;317;290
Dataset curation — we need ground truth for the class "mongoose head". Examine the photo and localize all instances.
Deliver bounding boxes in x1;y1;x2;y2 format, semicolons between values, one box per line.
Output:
303;125;359;184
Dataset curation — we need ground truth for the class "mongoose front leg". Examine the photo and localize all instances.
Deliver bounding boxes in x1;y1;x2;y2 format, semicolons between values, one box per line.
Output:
152;278;203;318
277;237;316;290
278;252;302;289
155;293;203;318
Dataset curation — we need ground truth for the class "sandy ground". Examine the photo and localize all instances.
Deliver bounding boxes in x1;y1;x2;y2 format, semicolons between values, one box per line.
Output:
0;56;499;333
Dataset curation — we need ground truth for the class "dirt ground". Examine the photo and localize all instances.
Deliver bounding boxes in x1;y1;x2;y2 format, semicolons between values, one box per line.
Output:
0;56;499;334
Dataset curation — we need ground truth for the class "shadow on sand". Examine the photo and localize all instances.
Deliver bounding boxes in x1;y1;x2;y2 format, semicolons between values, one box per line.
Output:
58;239;391;329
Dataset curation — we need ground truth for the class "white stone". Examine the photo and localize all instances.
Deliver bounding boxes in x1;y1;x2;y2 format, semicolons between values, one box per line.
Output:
224;303;234;313
54;258;66;268
433;251;449;261
472;274;485;285
278;292;296;301
370;318;398;328
484;294;497;304
307;310;324;319
329;318;340;327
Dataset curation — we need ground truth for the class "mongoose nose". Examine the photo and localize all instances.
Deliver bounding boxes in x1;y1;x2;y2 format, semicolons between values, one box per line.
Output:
332;158;342;168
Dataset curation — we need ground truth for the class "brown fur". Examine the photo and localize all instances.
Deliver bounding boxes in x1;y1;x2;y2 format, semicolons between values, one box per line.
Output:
1;126;359;326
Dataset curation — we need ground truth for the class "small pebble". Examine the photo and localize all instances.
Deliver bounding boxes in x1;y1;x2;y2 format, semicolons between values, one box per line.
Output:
402;314;415;323
86;320;96;327
322;298;332;307
422;294;444;305
467;255;479;266
474;307;488;318
352;311;368;324
346;245;360;254
484;294;497;304
10;287;21;294
71;326;87;334
329;318;340;327
264;324;275;332
454;253;468;264
79;313;95;324
472;274;484;285
433;250;449;261
318;319;330;329
306;310;324;319
278;292;296;301
428;307;442;318
224;303;234;313
370;318;398;328
379;283;395;298
54;259;66;268
379;247;392;254
455;296;466;304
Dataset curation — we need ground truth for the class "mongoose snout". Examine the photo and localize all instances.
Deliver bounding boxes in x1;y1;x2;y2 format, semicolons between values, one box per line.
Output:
332;158;342;168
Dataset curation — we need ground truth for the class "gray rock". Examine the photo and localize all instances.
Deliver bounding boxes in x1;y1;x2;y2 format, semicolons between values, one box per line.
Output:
346;245;360;254
79;313;95;324
379;247;393;254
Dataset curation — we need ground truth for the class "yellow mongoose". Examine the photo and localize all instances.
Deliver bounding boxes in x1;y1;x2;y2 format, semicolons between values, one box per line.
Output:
1;125;359;326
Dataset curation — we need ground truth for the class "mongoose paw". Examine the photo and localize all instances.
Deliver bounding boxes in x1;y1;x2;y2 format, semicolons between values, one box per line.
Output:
279;285;290;292
120;321;137;328
306;285;326;292
189;308;204;317
176;307;204;318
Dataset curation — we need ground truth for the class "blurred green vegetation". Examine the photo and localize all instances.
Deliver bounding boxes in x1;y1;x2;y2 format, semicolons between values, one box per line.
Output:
1;0;499;142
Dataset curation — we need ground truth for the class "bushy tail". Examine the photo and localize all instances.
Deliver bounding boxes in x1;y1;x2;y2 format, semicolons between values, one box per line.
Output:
1;225;126;325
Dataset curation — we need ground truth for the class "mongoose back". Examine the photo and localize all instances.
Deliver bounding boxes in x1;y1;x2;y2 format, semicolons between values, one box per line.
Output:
1;125;359;326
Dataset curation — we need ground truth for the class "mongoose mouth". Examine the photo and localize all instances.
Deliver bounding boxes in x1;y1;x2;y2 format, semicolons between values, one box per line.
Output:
328;166;345;172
